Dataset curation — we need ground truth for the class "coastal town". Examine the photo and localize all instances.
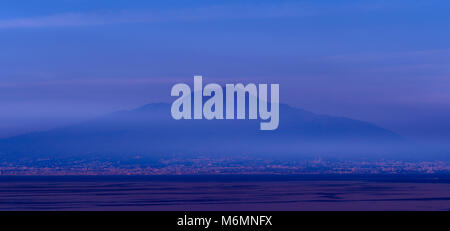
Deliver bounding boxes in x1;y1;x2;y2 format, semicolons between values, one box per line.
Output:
1;156;449;175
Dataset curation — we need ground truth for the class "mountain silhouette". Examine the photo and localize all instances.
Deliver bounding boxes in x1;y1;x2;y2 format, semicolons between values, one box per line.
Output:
0;102;410;163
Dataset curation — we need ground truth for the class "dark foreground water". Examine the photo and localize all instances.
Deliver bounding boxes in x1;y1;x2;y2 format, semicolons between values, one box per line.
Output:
0;175;449;211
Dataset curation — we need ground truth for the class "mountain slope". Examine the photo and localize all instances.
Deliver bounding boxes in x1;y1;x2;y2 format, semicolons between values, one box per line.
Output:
0;102;409;162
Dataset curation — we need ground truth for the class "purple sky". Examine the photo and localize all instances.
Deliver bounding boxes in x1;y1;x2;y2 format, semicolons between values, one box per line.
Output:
0;0;449;142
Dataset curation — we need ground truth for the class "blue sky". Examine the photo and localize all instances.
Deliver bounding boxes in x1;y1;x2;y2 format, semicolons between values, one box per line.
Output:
0;0;449;141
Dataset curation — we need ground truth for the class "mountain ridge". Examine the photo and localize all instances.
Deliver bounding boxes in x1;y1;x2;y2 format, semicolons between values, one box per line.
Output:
0;102;410;162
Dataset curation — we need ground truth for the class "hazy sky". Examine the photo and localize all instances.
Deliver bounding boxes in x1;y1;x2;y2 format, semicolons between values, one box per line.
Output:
0;0;449;140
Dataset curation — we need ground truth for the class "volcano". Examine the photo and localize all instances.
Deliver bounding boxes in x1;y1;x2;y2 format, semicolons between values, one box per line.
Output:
0;102;411;163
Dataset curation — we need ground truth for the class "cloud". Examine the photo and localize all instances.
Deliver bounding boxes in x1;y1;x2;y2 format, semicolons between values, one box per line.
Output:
0;3;313;29
0;12;132;29
0;77;187;88
0;0;435;29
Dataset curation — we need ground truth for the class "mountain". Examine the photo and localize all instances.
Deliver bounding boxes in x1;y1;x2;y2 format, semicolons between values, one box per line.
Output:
0;102;411;163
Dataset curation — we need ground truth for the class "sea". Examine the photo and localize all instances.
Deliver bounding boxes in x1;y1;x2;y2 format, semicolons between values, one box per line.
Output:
0;175;449;211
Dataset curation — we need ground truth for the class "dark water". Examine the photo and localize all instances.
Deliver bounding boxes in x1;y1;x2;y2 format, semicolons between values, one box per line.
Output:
0;175;449;211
